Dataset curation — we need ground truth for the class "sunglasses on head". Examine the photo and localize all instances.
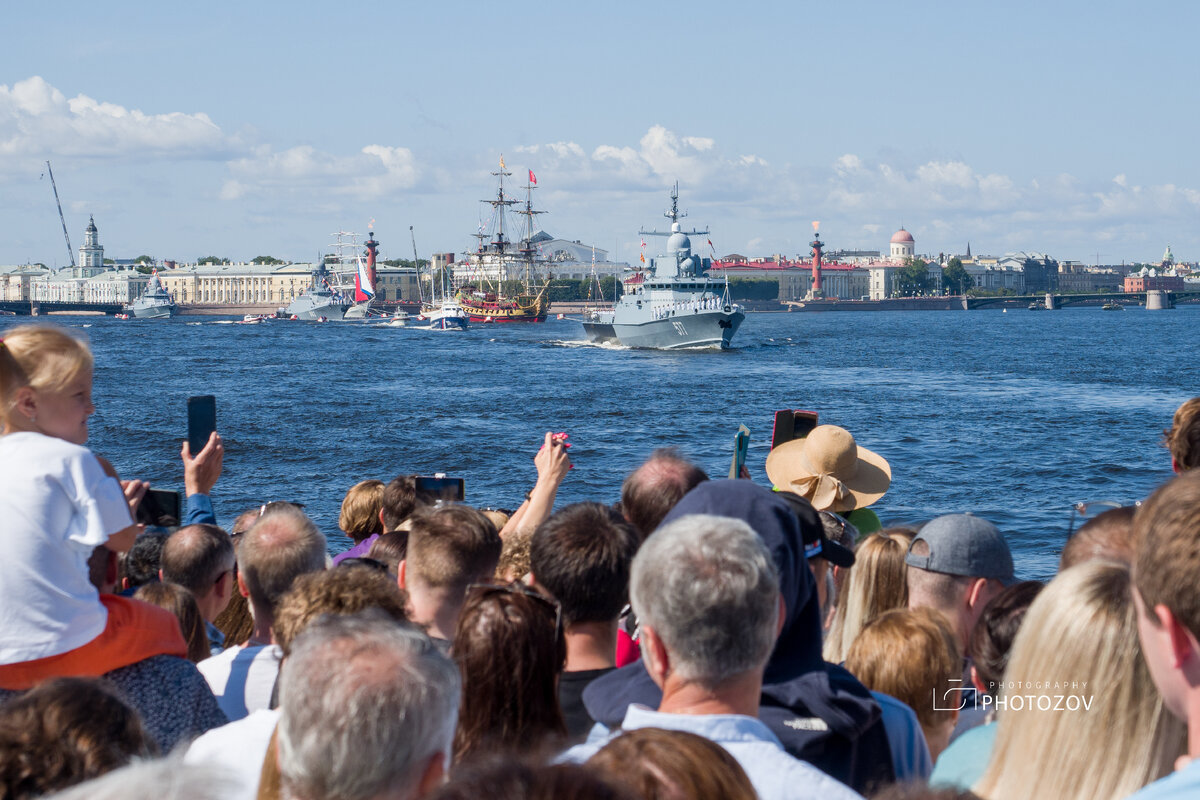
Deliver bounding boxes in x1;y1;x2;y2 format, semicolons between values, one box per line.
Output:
466;582;563;643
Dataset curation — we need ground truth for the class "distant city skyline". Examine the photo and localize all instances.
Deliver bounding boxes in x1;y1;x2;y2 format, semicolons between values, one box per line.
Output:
2;1;1197;267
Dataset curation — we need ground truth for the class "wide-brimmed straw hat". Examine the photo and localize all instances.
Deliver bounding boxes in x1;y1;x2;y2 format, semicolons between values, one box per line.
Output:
765;425;891;513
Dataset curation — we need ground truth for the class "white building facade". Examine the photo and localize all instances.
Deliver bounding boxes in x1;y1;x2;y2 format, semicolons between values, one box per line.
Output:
78;216;105;276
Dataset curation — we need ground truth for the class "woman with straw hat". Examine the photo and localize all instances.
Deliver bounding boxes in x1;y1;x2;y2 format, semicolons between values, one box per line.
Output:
765;425;891;533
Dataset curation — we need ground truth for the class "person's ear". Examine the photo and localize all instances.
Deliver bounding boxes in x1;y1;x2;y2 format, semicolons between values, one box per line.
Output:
379;509;387;531
416;751;446;796
104;550;119;588
237;570;250;599
966;577;989;610
158;568;165;582
776;593;787;638
640;625;671;686
217;569;234;601
397;559;407;590
1157;604;1200;670
12;386;37;421
970;664;987;695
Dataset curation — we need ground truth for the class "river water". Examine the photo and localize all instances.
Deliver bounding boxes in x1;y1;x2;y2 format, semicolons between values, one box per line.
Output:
10;307;1194;581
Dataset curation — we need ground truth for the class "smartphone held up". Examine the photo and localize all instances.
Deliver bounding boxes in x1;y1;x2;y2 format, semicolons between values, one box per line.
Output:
187;395;217;455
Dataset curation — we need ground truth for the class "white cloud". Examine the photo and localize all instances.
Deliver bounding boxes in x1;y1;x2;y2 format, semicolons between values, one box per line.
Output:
222;143;420;201
834;154;864;175
507;127;1200;258
0;76;231;162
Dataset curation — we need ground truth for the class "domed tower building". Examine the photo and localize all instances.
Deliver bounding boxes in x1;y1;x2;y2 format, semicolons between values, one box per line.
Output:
890;228;915;261
78;215;105;278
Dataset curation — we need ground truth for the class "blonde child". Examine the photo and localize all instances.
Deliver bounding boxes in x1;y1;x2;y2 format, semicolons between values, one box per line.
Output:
0;324;184;689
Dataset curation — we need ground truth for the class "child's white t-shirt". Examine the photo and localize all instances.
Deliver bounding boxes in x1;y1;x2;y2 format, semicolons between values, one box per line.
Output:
0;432;133;664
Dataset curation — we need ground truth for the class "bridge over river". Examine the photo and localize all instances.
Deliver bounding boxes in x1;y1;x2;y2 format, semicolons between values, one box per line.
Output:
966;290;1200;310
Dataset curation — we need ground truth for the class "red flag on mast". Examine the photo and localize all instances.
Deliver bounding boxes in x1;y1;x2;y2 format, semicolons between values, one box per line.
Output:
529;169;537;185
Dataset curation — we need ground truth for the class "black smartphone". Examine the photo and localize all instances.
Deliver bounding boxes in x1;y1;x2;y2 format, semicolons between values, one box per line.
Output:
187;395;217;455
414;475;465;503
770;409;819;450
137;488;182;526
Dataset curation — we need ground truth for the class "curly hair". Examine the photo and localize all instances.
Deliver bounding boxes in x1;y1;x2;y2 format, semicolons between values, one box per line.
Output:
0;677;154;799
1164;397;1200;472
272;564;409;656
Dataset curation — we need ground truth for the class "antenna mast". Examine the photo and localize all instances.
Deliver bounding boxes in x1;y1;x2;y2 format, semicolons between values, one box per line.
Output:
46;161;76;269
411;225;425;305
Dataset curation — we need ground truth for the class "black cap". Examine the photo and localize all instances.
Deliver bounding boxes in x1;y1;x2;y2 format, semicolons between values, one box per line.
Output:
777;491;856;568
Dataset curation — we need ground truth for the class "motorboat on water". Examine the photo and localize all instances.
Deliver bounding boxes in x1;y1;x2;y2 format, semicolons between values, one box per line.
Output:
1102;301;1123;311
238;314;272;325
420;301;469;330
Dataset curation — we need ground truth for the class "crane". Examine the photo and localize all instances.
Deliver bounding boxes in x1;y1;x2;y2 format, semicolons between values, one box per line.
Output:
45;161;76;269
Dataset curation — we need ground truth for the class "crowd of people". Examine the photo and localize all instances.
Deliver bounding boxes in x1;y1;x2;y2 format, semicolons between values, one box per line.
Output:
1;321;1199;800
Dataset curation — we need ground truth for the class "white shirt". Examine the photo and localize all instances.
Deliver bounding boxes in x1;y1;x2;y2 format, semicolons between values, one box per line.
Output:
198;644;282;722
185;708;280;800
0;432;132;663
564;705;863;800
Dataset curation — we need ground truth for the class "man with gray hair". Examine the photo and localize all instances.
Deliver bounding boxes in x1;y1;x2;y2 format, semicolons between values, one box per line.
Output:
277;612;461;800
565;514;861;800
198;503;326;721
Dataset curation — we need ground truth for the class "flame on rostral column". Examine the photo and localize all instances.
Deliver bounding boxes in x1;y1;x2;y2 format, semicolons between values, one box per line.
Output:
812;221;820;233
369;218;375;230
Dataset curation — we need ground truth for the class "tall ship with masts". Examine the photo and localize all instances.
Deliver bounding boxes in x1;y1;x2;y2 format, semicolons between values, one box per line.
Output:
454;157;550;322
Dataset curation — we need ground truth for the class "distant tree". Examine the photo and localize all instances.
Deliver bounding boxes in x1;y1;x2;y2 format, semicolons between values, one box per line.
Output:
134;254;154;265
135;265;154;275
197;256;230;265
942;257;974;295
728;278;780;301
252;255;285;265
895;258;932;296
580;276;618;301
103;258;115;265
546;278;582;302
379;258;430;270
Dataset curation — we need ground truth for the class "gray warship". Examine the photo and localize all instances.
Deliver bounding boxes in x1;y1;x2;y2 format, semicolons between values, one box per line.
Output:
284;262;349;321
581;185;744;349
124;273;176;319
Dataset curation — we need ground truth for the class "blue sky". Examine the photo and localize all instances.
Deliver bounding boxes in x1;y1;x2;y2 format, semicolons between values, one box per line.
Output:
2;0;1197;267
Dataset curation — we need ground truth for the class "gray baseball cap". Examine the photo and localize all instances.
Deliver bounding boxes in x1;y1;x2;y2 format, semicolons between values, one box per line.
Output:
905;513;1015;584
